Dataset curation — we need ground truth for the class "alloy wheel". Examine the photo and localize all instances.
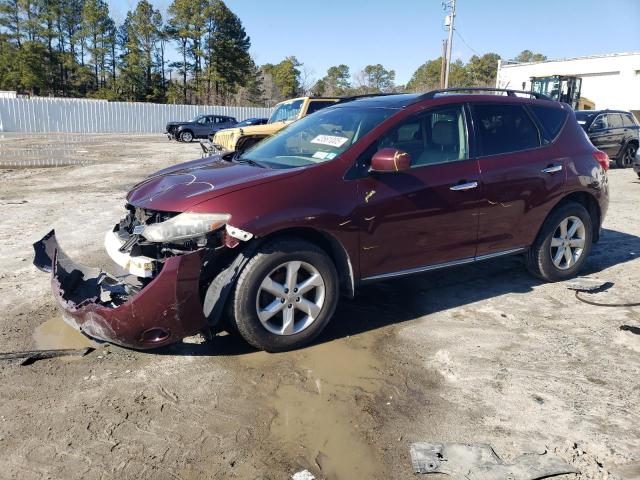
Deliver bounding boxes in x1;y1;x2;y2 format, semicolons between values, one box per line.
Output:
255;261;325;335
550;216;586;270
181;131;193;142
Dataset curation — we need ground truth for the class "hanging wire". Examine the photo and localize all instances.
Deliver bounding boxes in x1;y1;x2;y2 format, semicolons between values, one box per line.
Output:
454;28;480;56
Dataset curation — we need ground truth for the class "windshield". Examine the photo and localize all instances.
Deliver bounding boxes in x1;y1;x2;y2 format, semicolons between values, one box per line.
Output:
191;115;205;122
268;100;304;123
239;106;396;169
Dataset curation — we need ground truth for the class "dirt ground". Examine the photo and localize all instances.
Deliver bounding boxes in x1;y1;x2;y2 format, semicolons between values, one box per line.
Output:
0;133;638;480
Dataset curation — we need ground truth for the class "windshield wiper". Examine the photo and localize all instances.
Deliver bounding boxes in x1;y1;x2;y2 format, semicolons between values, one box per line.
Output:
234;157;268;168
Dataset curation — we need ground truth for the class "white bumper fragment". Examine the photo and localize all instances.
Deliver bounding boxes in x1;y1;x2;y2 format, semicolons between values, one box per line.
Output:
104;230;155;278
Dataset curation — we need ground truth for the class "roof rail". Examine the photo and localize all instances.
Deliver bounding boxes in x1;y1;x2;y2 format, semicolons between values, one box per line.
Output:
418;87;554;101
336;92;403;104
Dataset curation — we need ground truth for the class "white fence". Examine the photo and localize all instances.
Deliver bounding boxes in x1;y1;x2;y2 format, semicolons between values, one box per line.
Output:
0;97;272;133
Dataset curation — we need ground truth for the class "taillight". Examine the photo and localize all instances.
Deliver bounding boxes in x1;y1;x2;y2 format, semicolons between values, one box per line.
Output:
593;150;609;171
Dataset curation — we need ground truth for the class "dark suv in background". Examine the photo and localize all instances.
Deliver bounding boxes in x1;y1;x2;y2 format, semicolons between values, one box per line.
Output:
576;110;639;168
165;114;237;142
36;88;609;353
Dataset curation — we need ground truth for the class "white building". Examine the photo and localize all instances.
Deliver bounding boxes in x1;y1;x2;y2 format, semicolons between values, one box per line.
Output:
496;52;640;115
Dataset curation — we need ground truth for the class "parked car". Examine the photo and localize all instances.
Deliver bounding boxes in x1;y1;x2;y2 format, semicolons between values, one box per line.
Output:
165;114;237;142
208;97;339;154
576;109;639;168
234;117;268;128
34;89;609;353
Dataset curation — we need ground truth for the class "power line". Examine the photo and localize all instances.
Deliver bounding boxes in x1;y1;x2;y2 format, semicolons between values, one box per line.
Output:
454;28;480;56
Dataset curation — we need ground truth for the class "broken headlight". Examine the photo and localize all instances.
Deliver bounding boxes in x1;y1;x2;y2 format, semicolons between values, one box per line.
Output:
141;212;230;243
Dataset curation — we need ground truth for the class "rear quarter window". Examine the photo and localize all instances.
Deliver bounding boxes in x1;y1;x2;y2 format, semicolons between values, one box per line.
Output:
622;114;637;127
529;105;568;141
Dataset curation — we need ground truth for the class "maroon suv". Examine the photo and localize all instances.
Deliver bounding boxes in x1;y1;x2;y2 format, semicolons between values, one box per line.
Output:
34;89;609;352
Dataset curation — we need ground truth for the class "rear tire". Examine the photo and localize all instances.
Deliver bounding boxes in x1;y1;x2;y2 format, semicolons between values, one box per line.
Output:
617;142;637;168
525;201;593;282
229;239;339;352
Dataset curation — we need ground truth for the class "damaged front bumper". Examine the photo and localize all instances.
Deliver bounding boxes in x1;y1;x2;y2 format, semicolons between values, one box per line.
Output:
33;230;208;349
199;140;224;156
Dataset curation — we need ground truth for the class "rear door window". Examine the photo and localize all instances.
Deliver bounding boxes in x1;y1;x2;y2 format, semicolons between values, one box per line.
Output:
528;105;568;141
608;113;623;129
471;104;541;156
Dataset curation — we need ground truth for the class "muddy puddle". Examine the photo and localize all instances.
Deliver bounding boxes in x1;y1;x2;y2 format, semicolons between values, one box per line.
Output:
239;334;388;478
33;315;98;351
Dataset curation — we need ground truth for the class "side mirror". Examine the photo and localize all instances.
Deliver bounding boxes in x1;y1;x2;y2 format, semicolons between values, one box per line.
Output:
370;148;412;173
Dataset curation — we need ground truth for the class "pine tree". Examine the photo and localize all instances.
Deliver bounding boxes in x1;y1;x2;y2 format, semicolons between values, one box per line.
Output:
166;0;192;103
81;0;113;90
205;0;251;104
119;0;163;101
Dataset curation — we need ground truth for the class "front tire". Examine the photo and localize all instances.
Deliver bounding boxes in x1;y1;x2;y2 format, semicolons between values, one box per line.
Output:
179;130;193;143
526;201;593;282
617;142;637;168
230;239;339;352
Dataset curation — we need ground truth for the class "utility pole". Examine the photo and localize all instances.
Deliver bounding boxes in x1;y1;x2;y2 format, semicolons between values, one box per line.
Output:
443;0;456;88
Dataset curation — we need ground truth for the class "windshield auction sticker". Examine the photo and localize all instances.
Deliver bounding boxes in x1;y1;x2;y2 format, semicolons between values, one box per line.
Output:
311;135;349;148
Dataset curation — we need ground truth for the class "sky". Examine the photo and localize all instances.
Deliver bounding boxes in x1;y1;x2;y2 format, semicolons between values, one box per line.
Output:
106;0;640;85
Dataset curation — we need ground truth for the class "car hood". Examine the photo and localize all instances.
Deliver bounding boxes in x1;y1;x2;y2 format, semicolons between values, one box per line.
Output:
217;121;292;137
127;155;304;212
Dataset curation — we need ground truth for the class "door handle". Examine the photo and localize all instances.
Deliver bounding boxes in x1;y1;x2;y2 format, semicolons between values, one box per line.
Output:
541;165;563;174
449;181;478;191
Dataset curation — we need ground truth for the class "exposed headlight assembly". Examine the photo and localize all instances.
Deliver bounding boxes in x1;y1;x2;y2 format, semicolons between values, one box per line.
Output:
141;212;230;243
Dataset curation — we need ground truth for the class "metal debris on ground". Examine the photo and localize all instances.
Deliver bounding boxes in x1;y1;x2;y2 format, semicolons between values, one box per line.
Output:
566;277;608;292
410;442;578;479
0;347;94;365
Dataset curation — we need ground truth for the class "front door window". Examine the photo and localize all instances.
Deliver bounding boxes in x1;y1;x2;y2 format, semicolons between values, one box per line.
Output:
375;106;468;167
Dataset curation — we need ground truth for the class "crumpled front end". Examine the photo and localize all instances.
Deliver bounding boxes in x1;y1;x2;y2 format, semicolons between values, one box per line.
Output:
33;230;208;349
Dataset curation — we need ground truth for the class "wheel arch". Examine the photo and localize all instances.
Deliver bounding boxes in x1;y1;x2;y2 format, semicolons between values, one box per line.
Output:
544;191;602;243
625;137;639;152
255;227;355;298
